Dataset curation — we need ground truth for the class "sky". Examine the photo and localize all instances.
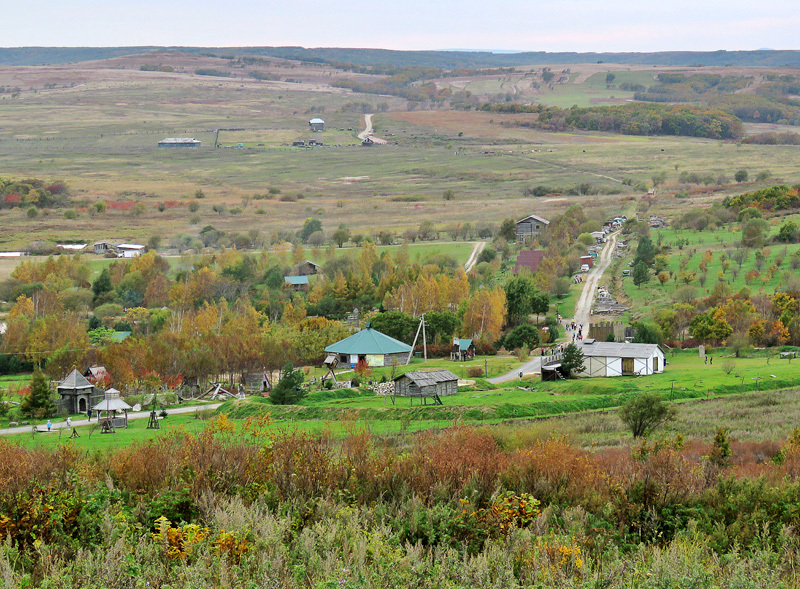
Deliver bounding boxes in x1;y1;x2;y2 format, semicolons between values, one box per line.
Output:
4;0;799;52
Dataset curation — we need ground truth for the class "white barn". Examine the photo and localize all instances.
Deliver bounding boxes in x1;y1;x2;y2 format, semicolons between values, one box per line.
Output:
576;340;666;377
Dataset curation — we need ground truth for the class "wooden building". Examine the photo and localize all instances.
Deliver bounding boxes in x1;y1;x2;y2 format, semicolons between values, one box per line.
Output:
576;340;666;377
293;260;321;276
393;370;459;405
450;337;475;361
325;325;412;367
92;388;132;428
515;214;550;242
309;118;325;132
284;275;309;291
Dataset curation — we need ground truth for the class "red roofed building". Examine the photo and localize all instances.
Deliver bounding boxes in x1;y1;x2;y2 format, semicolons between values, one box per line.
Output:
514;250;545;274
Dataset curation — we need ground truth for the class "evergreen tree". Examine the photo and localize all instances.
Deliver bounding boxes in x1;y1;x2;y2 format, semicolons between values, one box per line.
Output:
20;367;57;418
632;261;650;288
92;268;113;303
270;362;306;405
634;236;656;267
560;343;585;378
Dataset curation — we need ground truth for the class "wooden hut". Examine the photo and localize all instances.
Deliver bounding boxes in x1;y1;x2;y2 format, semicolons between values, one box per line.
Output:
392;370;459;405
450;337;475;361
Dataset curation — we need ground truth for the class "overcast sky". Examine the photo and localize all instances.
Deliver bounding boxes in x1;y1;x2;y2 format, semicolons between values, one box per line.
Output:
4;0;799;52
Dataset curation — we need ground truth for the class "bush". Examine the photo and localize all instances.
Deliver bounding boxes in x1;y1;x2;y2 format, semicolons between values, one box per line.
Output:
619;393;677;438
466;366;484;378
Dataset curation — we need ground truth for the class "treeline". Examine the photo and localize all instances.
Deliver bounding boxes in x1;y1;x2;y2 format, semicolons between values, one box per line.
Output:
722;184;800;212
742;131;800;145
488;102;745;139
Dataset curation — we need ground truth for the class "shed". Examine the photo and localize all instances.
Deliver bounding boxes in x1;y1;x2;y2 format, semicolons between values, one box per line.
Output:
450;337;475;361
579;255;594;269
93;241;114;255
393;370;459;405
309;118;325;132
515;214;550;242
92;388;132;428
576;341;666;377
284;275;309;291
57;369;98;414
117;244;145;258
514;250;545;274
158;137;201;147
325;326;412;367
293;260;321;276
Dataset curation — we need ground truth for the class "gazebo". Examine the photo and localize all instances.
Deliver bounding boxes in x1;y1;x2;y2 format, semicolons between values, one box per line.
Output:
92;388;132;429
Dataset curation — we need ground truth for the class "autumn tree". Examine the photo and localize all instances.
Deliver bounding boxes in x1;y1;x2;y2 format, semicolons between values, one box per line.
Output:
462;287;507;342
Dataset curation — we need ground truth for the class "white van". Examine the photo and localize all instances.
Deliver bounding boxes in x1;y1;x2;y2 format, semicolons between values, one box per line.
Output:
580;264;590;272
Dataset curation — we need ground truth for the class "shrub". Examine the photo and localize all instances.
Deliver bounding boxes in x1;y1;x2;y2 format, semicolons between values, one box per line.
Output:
619;393;677;438
466;366;484;378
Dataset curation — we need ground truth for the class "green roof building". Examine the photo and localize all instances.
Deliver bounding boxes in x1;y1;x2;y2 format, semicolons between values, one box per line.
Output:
325;327;412;367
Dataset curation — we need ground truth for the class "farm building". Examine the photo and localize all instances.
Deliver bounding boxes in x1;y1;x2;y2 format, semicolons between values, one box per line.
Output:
450;337;475;361
514;250;545;274
117;244;146;258
284;275;309;291
393;370;459;405
325;326;412;367
575;340;666;377
515;214;550;242
93;242;114;255
158;138;201;147
293;260;321;276
309;118;325;132
83;366;110;385
579;255;594;269
57;369;100;414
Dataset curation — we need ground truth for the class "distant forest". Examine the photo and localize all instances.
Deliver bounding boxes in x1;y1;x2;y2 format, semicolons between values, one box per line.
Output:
1;46;800;68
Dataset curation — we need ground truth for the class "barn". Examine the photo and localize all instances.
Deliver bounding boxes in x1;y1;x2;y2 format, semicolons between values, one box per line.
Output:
393;370;459;405
515;214;550;242
309;118;325;132
117;244;146;258
576;340;666;377
324;326;412;367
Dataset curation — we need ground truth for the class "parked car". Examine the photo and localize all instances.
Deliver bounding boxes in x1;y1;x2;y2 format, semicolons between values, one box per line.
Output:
580;264;590;272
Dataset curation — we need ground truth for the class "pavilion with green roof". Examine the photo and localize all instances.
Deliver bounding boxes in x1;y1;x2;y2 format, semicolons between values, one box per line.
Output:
325;326;412;367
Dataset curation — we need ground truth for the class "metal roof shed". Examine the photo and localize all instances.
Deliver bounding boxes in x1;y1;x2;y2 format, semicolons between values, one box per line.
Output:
325;327;412;367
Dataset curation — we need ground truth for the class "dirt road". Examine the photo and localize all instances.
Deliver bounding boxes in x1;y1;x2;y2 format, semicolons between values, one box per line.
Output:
572;231;619;328
357;113;374;140
464;241;487;272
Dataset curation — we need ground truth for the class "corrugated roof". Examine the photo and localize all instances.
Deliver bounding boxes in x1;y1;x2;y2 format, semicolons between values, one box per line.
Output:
58;369;94;391
514;250;545;274
284;275;309;285
577;341;663;359
516;214;550;225
325;328;412;355
309;118;325;124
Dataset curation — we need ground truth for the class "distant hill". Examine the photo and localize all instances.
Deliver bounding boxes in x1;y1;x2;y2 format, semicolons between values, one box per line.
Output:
1;46;800;68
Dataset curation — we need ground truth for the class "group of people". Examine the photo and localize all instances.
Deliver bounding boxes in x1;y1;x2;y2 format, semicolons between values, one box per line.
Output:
565;321;584;343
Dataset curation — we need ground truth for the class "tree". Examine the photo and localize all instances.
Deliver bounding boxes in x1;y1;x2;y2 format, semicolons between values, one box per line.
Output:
270;362;306;405
370;311;417;344
632;322;662;344
20;367;57;418
742;218;768;248
505;275;550;326
92;268;113;303
634;236;656;267
734;169;749;183
299;217;323;242
709;427;732;467
632;261;650;288
605;72;616;84
504;324;540;350
619;393;677;438
777;221;800;243
498;218;516;241
560;343;585;378
657;271;669;287
332;224;350;248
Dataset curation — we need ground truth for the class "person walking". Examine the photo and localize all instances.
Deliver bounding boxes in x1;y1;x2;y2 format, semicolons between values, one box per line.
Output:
66;416;72;429
87;409;92;422
46;419;51;432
